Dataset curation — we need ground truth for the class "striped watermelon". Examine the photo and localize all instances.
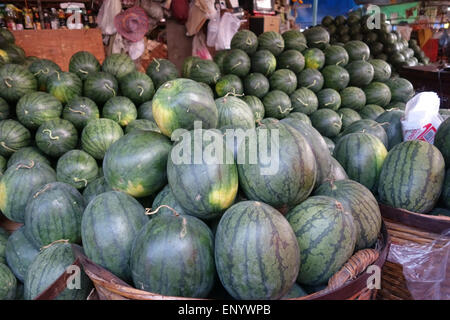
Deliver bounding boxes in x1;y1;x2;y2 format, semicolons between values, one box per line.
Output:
243;73;269;98
146;58;179;89
0;155;5;175
378;141;445;213
258;31;285;56
46;71;82;104
215;201;300;300
0;263;16;300
304;26;330;50
277;50;305;73
152;185;187;217
137;101;154;121
263;90;293;119
329;156;348;180
119;71;155;105
337;108;362;131
242;96;265;122
83;72;118;106
24;182;85;247
303;48;325;70
290;87;318;115
340;87;366;111
282;30;308;52
62;96;100;130
321;65;350;91
56;150;99;190
344;41;370;61
0;160;56;223
230;30;258;55
269;69;297;95
359;104;385;120
317;88;341;110
215;96;255;130
375;109;405;150
69;51;101;80
102;96;137;126
81;118;123;160
286;112;312;125
6;146;50;168
297;68;324;93
324;45;349;67
310;109;342;138
346;60;374;87
28;59;61;91
314;179;382;250
286;195;356;285
0;120;31;157
323;136;335;154
0;64;37;103
16;92;62;130
251;50;277;76
385;78;414;103
334;133;388;192
35;119;78;158
214;50;229;73
337;119;389;148
125;119;160;134
434;117;450;166
0;228;6;264
215;74;243;97
131;213;215;297
82;176;113;205
102;53;135;79
189;59;221;85
369;59;391;82
0;97;9;120
364;82;392;107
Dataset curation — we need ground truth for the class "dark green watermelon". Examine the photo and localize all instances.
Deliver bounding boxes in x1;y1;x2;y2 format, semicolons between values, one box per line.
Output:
35;119;78;158
375;109;405;150
137;100;154;121
215;74;243;97
317;88;341;110
0;228;7;264
151;185;187;217
369;42;384;56
297;68;324;93
6;146;50;168
303;48;326;70
0;119;31;157
0;155;5;175
282;283;308;299
189;58;221;85
269;69;297;95
16;91;62;129
103;131;171;198
286;112;312;125
24;182;85;247
364;82;392;107
323;136;335;153
243;73;269;98
369;59;392;82
314;179;382;250
82;118;124;160
329;156;348;180
125;119;160;134
286;195;356;285
344;40;370;61
102;96;137;126
215;96;255;130
340;87;366;111
385;77;414;103
321;65;350;91
182;56;201;78
46;71;82;104
334;132;388;192
337;108;362;131
0;160;56;223
277;50;305;73
28;59;61;91
230;30;258;54
119;71;155;105
290;87;319;115
0;97;9;120
359;104;386;120
2;44;25;64
378;141;445;213
56;150;98;190
131;213;215;298
0;29;15;44
102;53;135;79
282;30;308;52
258;31;285;56
0;64;37;103
62;96;100;130
304;26;330;50
346;60;374;87
222;49;250;78
251;50;277;76
310;109;342;138
83;72;119;106
433;117;450;166
337;119;388;148
214;50;229;73
69;51;101;80
263;90;293;119
321;16;335;26
82;176;113;205
146;58;179;89
242;96;265;122
215;201;300;299
0;263;16;300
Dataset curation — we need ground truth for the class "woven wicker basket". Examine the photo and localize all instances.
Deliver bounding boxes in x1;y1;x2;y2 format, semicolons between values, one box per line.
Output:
377;204;450;300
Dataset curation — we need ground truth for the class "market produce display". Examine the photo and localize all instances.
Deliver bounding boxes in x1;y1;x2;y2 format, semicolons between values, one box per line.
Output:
0;13;447;301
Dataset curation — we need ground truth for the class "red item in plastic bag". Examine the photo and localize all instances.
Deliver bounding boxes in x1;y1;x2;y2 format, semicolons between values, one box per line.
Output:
171;0;189;24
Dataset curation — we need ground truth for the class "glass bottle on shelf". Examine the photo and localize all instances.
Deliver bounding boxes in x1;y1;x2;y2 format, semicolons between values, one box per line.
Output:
24;8;34;30
43;10;51;29
32;7;41;30
58;9;67;29
16;9;24;30
87;10;96;28
82;9;89;28
50;8;59;30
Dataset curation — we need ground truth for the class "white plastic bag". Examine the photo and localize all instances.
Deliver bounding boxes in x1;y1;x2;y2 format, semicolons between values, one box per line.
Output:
206;6;220;47
401;92;444;144
215;12;241;51
97;0;122;35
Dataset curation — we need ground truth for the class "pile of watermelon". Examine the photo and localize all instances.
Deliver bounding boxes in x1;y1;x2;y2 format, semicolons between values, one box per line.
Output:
0;15;449;301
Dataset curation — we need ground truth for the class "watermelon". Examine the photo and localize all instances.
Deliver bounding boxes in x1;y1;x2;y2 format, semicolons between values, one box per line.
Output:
6;146;50;168
282;283;308;299
167;129;238;219
335;15;346;25
277;50;305;73
290;87;318;115
263;90;293;119
303;48;326;70
375;109;405;150
46;71;82;104
24;242;91;300
215;74;243;97
385;78;414;103
137;100;154;121
359;104;385;120
103;131;172;198
189;58;221;85
146;58;179;89
82;176;113;205
0;263;16;300
282;30;308;52
62;96;100;130
369;59;391;82
102;96;137;126
310;109;342;138
102;53;135;79
314;179;382;250
337;119;389;148
237;121;317;209
251;50;277;76
297;68;324;92
286;112;312;125
369;42;384;56
182;56;201;78
56;150;98;190
16;91;63;130
378;141;445;213
215;201;300;300
434;117;450;166
0;160;56;223
119;71;155;105
442;170;450;209
0;29;15;44
5;227;39;282
222;49;251;78
230;30;258;54
321;16;334;26
386;101;406;110
0;64;37;103
364;82;392;107
323;136;335;153
0;97;9;120
69;51;101;80
340;87;366;111
2;44;25;64
346;60;374;87
389;52;406;67
28;59;61;91
321;65;350;91
304;26;330;50
344;41;370;61
83;72;118;106
329;156;348;180
24;182;85;247
242;96;265;122
0;120;31;157
334;133;388;192
280;117;333;187
317;88;341;110
269;69;297;95
35;119;78;158
125;119;160;134
286;195;356;285
214;50;229;73
337;108;362;131
243;73;269;98
215;96;255;130
258;31;285;56
151;185;187;217
131;213;215;298
0;228;6;263
0;155;5;175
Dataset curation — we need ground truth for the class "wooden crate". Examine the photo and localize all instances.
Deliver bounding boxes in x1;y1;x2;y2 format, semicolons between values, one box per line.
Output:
12;29;105;71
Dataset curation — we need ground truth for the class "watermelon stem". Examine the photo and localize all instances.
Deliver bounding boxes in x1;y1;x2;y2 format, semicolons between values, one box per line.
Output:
278;106;293;114
0;141;16;152
296;97;308;106
68;108;86;116
104;83;116;97
73;177;88;187
231;62;242;70
246;37;253;45
15;160;35;170
33;184;51;198
306;80;317;89
55;70;61;81
42;129;59;140
40;239;69;251
137;86;144;97
325;98;335;106
3;77;12;88
153;58;160;72
146;205;180;217
79;69;89;75
336;59;345;66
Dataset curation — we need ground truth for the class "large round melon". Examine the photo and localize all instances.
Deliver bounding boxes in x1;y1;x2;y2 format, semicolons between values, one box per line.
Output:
146;58;179;89
222;49;251;77
16;91;62;129
46;71;82;104
119;71;155;105
0;119;31;157
258;31;285;56
290;87;319;115
282;29;308;52
0;263;16;300
83;72;118;106
102;53;135;79
337;119;388;148
6;146;50;168
375;109;405;150
81;118;123;160
434;117;450;166
82;176;113;205
56;150;99;190
0;64;37;103
62;96;100;130
28;59;61;91
364;82;392;107
151;185;187;217
215;96;255;130
35;119;78;158
69;51;101;80
243;73;269;98
230;30;258;55
251;50;277;76
263;90;293;119
269;69;297;95
102;96;137;126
